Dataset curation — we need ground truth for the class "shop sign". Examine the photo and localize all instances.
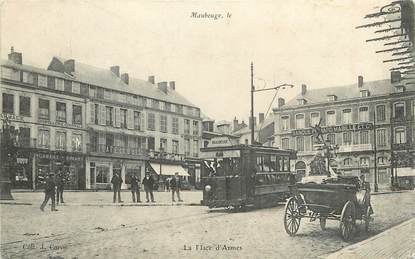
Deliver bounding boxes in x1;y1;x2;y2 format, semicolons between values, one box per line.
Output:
36;152;83;162
1;113;25;122
208;137;237;148
292;123;373;136
17;158;29;164
38;119;83;129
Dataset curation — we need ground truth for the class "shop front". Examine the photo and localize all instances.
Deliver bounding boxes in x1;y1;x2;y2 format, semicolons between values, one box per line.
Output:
11;150;33;189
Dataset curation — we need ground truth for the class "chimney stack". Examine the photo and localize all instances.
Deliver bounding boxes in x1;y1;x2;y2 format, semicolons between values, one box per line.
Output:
110;66;120;77
259;113;265;124
233;117;239;131
277;97;285;108
8;46;22;65
148;75;155;84
358;75;364;88
301;84;307;95
391;71;401;83
169;81;176;90
64;59;75;74
157;81;168;93
249;116;257;129
121;73;129;85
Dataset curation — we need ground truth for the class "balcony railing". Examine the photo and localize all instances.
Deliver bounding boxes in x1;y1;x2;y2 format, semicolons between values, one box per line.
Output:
148;150;186;161
87;143;146;156
338;144;373;153
391;115;414;123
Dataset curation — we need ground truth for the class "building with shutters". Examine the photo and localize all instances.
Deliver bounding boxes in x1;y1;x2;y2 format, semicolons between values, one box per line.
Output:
272;74;415;189
1;48;203;190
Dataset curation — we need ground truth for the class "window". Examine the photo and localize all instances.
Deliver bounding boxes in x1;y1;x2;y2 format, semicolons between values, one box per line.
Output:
47;77;55;89
376;105;386;122
327;133;336;144
165;103;171;112
106;106;113;126
56;79;64;91
343;158;352;166
19;96;31;117
343;132;352;145
147;137;155;150
177;105;183;114
185;138;190;156
38;128;50;148
160;138;167;151
56;102;67;122
310;113;320;126
394;103;405;118
104;89;111;100
94;104;99;124
18;128;31;147
413;101;415;117
72;82;80;94
295;114;305;129
133;111;141;130
282;138;290;149
193;121;199;135
39;99;50;120
184;119;190;134
394;127;406;144
2;93;14;114
38;75;47;87
151;99;159;109
120;109;127;128
72;134;82;152
97;88;104;99
55;131;66;150
360;157;369;167
96;166;110;183
147;113;155;131
297;99;306;105
73;105;82;125
327;95;337;102
342;109;352;124
360;130;369;144
376;129;386;146
160;115;167;132
281;116;289;131
172;117;179;134
64;80;72;92
359;107;369;122
80;83;89;96
22;72;34;84
377;156;387;165
326;111;336;126
1;67;20;80
353;131;359;145
296;137;304;151
360;90;369;97
193;140;199;157
172;140;179;154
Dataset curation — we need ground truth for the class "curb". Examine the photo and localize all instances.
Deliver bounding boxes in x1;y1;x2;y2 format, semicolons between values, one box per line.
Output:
0;201;202;207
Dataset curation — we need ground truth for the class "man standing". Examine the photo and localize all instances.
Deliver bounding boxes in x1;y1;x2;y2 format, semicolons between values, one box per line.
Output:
170;172;183;202
142;172;155;202
111;172;123;203
56;169;66;205
130;174;141;203
40;173;58;212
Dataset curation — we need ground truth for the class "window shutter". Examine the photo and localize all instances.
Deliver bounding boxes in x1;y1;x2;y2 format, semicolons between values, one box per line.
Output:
100;105;106;125
115;107;121;127
127;110;133;129
90;103;95;124
140;113;145;130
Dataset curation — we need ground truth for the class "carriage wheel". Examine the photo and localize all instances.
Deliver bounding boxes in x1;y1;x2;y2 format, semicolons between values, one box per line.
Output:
320;218;327;231
339;201;356;241
364;206;371;232
284;197;301;236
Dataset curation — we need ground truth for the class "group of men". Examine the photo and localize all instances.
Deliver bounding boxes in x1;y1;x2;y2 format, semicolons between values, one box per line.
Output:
39;169;67;212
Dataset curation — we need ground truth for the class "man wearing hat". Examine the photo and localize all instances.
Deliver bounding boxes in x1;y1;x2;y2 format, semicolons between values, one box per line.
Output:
111;172;123;203
142;172;155;202
40;173;58;212
170;172;183;202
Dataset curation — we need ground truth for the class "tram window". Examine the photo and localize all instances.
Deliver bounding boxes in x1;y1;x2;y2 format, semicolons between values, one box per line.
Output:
203;157;241;176
263;154;272;172
256;156;264;172
270;156;277;172
283;158;290;172
276;157;281;172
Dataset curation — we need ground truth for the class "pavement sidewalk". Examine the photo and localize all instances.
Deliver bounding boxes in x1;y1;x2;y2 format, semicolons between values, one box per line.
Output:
326;218;415;259
0;190;203;207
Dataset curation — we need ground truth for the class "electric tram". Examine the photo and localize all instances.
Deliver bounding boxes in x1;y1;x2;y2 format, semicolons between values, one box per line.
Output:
201;138;297;209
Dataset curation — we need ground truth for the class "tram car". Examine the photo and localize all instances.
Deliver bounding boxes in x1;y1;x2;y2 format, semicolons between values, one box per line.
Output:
201;143;297;209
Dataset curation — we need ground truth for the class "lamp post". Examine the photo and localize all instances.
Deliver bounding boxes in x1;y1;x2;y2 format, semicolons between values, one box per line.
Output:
0;115;16;200
373;112;379;192
250;62;294;145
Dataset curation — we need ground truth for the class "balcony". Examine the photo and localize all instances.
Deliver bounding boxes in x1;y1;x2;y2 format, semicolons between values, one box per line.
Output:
338;144;373;153
87;143;147;159
391;115;414;123
148;150;186;161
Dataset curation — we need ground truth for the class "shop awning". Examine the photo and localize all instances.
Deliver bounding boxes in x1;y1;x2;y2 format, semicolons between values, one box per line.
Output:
149;163;190;177
397;167;415;177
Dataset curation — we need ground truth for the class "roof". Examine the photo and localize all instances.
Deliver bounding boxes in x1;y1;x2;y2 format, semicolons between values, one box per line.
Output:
1;59;71;79
233;115;274;135
283;79;415;109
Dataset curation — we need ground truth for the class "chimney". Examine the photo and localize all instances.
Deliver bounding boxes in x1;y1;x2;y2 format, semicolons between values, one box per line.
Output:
249;116;257;129
8;46;22;65
148;75;155;84
157;81;168;93
169;81;176;90
110;66;120;77
358;75;364;88
121;73;129;85
301;84;307;95
233;117;238;131
64;59;75;74
277;97;285;108
391;71;401;83
259;113;265;124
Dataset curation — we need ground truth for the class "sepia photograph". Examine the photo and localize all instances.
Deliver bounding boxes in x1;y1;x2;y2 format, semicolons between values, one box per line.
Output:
0;0;414;258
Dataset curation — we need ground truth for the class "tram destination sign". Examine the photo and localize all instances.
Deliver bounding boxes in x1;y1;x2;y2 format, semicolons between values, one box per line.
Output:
292;123;373;136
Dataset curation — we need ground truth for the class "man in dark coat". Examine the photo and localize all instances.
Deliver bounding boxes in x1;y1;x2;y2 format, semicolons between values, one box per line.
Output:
170;172;183;202
130;174;141;203
142;172;155;202
40;173;58;212
56;169;67;205
111;172;123;203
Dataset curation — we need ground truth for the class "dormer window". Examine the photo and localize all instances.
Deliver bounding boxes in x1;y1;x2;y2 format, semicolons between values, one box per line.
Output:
395;85;405;93
327;95;337;102
297;99;307;105
360;90;370;97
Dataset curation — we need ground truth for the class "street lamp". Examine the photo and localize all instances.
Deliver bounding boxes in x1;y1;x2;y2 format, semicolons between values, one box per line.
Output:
250;62;294;145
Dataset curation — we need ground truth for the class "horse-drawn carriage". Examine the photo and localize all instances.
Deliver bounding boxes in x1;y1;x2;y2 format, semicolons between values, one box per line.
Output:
283;176;373;241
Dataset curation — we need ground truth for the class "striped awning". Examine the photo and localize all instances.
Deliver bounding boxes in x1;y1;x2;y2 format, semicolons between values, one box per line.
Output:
149;163;189;177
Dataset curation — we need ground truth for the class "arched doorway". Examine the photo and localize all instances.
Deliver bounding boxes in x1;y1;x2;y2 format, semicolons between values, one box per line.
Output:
295;161;306;181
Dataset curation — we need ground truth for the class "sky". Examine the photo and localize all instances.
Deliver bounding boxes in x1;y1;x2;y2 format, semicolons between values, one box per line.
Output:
0;0;397;123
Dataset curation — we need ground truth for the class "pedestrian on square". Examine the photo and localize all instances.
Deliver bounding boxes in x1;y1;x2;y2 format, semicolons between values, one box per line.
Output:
40;173;58;212
56;169;67;205
142;172;155;202
165;177;171;192
130;174;141;203
111;172;123;203
170;172;183;202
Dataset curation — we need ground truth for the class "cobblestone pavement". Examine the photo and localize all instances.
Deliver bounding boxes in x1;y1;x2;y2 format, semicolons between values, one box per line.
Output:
1;191;414;259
